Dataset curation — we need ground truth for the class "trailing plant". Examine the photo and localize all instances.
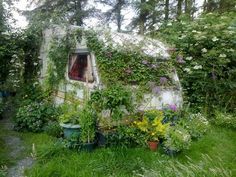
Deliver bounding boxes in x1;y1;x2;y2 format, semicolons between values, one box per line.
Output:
85;30;175;87
45;30;77;91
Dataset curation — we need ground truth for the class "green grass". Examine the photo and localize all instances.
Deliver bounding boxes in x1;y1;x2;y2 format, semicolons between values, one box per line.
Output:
21;125;236;177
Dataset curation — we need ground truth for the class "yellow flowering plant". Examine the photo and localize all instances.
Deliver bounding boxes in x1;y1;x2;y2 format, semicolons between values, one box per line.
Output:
134;110;169;142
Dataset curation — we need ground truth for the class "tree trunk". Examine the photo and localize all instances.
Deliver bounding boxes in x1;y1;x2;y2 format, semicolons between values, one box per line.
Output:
164;0;169;22
116;0;122;32
75;0;83;26
139;0;147;35
185;0;193;19
177;0;183;19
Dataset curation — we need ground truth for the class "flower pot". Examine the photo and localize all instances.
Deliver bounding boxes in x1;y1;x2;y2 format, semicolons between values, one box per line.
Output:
81;142;95;152
165;149;178;156
60;123;81;139
148;141;159;151
96;131;106;147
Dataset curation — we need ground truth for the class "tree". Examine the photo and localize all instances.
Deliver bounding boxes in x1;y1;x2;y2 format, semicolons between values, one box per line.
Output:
177;0;183;19
203;0;236;13
27;0;93;26
164;0;169;22
98;0;129;32
130;0;161;35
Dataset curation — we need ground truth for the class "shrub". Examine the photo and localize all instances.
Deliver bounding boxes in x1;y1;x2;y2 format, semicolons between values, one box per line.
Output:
214;111;236;129
104;125;146;148
163;125;191;153
181;113;210;139
14;101;60;132
44;121;63;137
155;12;236;111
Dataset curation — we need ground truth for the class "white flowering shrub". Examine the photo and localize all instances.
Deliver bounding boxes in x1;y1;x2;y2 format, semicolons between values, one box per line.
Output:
5;52;24;92
182;113;210;139
163;125;191;153
155;12;236;111
215;111;236;129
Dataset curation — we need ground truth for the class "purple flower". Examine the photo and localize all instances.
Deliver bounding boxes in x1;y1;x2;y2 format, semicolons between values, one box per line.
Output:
125;68;132;75
148;81;156;89
176;55;185;64
152;86;161;94
160;77;168;85
169;104;177;112
150;64;159;69
142;60;149;65
106;52;112;58
212;72;217;80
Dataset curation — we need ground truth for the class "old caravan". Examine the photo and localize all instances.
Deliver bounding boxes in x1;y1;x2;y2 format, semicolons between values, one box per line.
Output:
39;25;182;110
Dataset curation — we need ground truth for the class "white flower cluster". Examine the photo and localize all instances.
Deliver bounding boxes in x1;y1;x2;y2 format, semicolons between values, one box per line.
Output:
193;65;202;70
219;54;227;58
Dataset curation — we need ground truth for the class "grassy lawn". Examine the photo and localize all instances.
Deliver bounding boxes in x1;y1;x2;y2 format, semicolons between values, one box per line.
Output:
15;125;236;177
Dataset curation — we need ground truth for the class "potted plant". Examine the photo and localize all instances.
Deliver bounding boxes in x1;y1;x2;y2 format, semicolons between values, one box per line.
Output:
134;110;169;151
79;104;97;152
59;103;81;139
0;102;4;119
163;125;191;156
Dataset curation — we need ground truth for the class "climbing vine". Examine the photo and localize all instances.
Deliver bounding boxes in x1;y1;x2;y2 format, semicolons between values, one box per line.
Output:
45;27;177;99
85;30;175;89
45;31;77;91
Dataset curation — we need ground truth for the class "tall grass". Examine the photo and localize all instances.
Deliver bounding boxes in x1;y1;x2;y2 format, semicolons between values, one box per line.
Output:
134;154;232;177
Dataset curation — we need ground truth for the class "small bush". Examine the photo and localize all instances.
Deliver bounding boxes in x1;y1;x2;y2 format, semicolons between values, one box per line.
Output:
181;113;210;139
14;101;60;132
163;125;191;153
44;121;63;137
214;111;236;129
104;125;146;148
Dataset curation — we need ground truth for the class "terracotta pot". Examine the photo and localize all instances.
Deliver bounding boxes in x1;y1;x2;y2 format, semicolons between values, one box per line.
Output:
148;141;159;151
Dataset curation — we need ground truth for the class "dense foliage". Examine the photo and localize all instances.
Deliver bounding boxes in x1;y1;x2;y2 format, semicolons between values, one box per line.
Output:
14;101;60;132
85;30;174;87
154;12;236;112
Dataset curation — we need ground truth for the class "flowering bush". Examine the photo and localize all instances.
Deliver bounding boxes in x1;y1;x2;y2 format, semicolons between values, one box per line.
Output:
163;104;179;124
5;53;24;92
14;101;60;132
134;110;169;142
181;113;210;139
214;111;236;129
155;12;236;111
163;125;191;153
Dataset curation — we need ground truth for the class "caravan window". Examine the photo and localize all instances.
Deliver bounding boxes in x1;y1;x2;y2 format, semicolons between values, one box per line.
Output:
68;53;94;82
